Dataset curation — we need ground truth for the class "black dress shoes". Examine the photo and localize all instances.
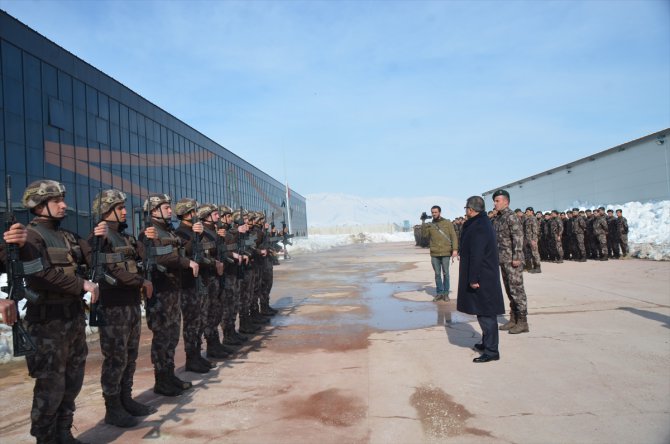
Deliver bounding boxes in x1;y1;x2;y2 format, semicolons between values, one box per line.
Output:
472;343;485;352
473;354;500;363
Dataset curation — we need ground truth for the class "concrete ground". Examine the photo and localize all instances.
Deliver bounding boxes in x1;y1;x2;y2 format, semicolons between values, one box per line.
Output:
0;242;668;444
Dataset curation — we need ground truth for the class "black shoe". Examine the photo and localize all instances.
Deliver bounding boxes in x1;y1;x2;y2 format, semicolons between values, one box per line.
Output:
473;354;500;363
472;343;485;352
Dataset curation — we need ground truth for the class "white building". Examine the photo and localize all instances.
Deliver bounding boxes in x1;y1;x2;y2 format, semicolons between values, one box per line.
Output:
482;129;670;211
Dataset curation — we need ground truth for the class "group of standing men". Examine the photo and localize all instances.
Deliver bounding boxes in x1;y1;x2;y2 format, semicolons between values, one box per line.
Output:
1;179;283;444
511;206;629;272
535;208;627;263
422;190;530;364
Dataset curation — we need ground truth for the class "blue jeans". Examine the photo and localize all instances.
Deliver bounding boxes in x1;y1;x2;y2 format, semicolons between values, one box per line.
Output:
431;255;451;294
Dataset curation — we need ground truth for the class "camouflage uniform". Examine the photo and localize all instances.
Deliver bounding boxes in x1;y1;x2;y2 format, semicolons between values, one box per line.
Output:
550;215;564;262
219;214;245;343
139;197;193;393
249;218;270;325
617;214;629;256
572;214;587;261
523;214;541;271
492;205;528;331
20;180;90;442
593;211;609;260
175;202;213;373
92;212;155;423
197;202;234;357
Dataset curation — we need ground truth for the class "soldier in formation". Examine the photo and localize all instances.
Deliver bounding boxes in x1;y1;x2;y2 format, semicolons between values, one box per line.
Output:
516;205;632;265
19;180;104;443
492;189;529;334
2;179;289;441
522;207;541;273
90;190;157;428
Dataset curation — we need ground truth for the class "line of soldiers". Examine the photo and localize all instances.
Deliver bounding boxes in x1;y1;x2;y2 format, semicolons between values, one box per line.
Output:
510;207;629;270
1;179;287;444
419;206;630;274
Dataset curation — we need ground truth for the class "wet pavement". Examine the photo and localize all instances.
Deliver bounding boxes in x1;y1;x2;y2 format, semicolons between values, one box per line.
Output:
0;242;669;443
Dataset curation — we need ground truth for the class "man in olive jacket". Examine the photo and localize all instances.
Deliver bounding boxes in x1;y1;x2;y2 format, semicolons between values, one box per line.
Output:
456;196;504;363
421;205;458;301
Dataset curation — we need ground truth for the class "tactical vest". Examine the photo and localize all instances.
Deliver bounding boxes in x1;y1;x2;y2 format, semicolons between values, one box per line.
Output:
28;222;80;278
153;222;183;256
27;222;83;315
106;229;139;274
201;226;218;260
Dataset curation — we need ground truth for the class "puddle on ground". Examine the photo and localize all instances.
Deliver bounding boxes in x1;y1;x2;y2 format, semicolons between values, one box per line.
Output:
410;385;492;438
268;244;461;352
283;388;366;427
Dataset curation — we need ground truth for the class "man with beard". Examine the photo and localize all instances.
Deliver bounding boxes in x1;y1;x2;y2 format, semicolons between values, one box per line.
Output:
420;206;459;301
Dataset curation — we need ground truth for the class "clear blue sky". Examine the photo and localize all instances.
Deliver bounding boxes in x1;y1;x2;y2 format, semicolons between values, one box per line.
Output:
2;0;668;201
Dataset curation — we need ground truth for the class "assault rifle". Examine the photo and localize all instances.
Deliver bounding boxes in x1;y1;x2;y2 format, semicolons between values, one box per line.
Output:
1;175;41;357
214;219;234;288
266;212;281;265
88;188;118;327
142;198;167;309
190;213;211;297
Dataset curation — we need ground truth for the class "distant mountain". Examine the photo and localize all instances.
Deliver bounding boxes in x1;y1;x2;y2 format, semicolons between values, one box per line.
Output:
306;193;465;227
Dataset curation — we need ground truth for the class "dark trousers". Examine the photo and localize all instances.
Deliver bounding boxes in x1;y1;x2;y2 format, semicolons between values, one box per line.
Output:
477;315;499;357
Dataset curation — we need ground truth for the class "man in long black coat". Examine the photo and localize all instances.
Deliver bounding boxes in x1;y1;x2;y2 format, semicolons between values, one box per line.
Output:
457;196;505;363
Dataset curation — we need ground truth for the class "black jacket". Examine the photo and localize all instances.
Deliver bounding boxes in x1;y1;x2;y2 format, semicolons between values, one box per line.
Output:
456;212;505;316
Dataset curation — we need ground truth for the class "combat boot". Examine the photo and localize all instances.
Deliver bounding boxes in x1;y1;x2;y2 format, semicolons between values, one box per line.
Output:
239;317;261;334
185;354;210;373
222;325;243;346
36;423;58;444
509;315;530;334
251;310;271;325
168;367;193;390
153;369;183;397
120;390;157;416
56;421;88;444
104;394;140;428
199;354;217;368
260;302;278;316
499;311;517;331
234;329;249;342
207;340;231;359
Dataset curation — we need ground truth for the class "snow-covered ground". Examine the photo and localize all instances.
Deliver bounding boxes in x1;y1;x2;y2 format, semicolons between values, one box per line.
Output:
1;199;668;361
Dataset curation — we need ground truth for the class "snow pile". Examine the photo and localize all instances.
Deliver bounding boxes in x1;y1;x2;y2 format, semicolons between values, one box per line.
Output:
568;200;670;260
621;201;670;260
